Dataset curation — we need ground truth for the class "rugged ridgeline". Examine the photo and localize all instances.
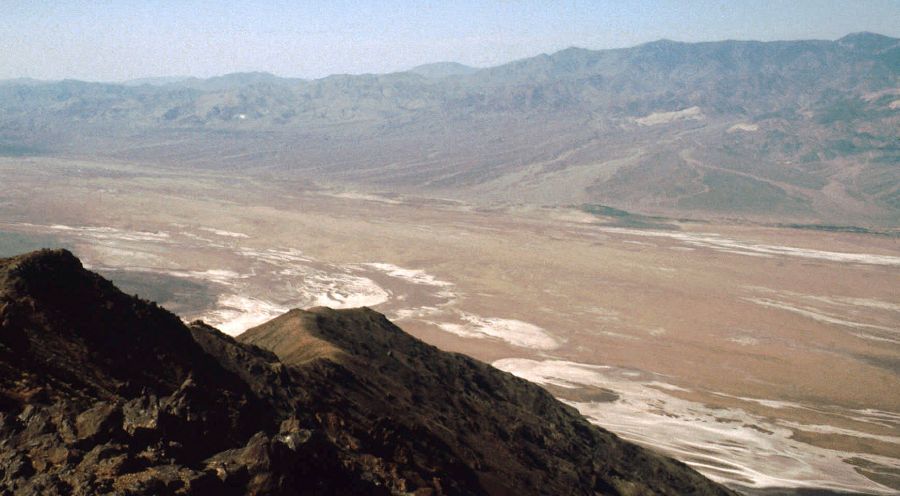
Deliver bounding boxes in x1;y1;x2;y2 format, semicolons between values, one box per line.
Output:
0;249;735;495
1;33;898;225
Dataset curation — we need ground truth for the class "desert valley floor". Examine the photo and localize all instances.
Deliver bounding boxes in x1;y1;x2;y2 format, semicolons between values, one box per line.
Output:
1;156;898;494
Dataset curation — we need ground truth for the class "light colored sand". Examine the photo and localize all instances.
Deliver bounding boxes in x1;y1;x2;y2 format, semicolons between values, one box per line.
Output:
433;312;561;350
391;306;443;320
746;287;900;313
596;227;900;266
636;106;704;126
238;247;311;264
728;336;760;346
745;297;897;334
199;227;249;238
204;294;288;336
48;224;171;242
324;191;403;204
494;358;900;494
362;262;454;287
727;123;759;133
169;269;246;286
304;272;390;308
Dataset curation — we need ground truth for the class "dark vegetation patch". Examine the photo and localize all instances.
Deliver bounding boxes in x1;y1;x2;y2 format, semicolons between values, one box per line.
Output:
0;142;46;157
778;224;900;237
580;204;679;230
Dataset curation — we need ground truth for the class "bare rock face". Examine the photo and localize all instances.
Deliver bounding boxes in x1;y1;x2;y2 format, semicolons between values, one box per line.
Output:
74;402;121;444
0;250;738;495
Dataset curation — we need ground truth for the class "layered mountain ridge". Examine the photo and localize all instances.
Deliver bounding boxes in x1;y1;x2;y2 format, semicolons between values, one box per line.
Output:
0;249;734;495
1;33;898;226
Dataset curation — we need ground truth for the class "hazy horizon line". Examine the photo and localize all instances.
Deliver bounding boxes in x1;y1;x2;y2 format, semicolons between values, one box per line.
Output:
2;30;894;85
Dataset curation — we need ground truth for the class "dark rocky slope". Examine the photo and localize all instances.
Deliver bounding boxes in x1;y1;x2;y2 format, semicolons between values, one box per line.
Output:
0;249;736;495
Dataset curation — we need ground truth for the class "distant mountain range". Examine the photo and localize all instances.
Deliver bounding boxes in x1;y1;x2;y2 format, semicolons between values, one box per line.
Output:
1;33;897;226
0;249;734;495
408;62;479;79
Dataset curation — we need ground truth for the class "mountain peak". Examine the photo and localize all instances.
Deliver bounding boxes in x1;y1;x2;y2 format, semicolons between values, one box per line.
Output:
1;248;82;283
640;38;682;48
837;31;899;50
237;307;345;365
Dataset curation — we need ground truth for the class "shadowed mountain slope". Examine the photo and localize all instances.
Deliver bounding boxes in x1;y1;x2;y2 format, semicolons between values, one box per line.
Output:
0;249;736;495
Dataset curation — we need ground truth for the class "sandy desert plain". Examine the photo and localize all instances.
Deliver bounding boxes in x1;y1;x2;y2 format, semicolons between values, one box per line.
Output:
1;155;898;494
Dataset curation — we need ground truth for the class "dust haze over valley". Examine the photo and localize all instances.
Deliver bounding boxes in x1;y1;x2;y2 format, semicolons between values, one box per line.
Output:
1;5;900;494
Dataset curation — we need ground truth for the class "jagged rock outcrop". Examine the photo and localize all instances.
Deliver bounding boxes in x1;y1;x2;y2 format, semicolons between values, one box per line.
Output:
0;249;737;495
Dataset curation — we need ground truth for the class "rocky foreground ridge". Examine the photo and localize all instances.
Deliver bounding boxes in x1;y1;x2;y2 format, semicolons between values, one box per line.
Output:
0;249;735;495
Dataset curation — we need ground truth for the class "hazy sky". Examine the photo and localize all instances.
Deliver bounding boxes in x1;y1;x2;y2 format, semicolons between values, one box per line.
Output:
2;0;899;81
